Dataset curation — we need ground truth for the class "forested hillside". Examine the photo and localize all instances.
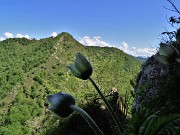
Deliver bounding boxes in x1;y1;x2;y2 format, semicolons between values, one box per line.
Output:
0;32;141;134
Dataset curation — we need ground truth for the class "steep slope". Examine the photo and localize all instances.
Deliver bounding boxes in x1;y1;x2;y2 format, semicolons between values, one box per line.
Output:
0;32;141;134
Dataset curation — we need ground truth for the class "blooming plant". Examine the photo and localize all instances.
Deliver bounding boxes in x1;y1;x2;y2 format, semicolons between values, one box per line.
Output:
46;52;180;135
47;52;123;135
68;52;123;134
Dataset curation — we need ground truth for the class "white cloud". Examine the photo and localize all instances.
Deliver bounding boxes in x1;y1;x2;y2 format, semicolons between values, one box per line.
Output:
16;33;30;39
24;35;30;39
79;36;111;47
0;32;30;41
119;41;157;58
79;36;156;57
122;41;128;50
16;33;23;38
51;32;57;37
4;32;13;38
0;37;5;41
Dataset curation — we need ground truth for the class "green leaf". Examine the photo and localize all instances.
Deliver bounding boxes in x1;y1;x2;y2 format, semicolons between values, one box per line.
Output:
140;110;160;135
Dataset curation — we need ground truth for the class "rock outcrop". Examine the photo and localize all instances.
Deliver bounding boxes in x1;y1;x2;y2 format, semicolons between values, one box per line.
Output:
132;56;180;113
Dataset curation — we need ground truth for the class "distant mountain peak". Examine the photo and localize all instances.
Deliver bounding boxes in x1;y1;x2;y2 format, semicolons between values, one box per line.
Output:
58;32;73;37
54;32;76;42
136;56;148;62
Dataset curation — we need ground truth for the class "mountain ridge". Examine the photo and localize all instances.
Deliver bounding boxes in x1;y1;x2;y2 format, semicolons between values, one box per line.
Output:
0;32;141;134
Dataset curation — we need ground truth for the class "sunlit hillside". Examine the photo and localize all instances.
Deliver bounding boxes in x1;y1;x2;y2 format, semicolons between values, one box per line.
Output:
0;32;141;134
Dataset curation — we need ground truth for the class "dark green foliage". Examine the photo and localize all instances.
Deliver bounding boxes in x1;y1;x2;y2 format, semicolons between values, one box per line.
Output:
125;107;180;135
33;75;43;85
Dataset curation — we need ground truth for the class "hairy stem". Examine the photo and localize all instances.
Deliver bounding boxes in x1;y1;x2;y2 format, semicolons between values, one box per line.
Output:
70;105;104;135
88;77;123;134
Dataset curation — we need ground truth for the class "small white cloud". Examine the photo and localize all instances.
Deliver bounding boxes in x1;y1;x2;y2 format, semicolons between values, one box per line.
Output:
4;32;13;38
16;33;23;38
79;36;111;47
16;33;30;39
119;41;157;57
122;41;128;50
24;35;30;39
0;37;5;41
51;32;57;37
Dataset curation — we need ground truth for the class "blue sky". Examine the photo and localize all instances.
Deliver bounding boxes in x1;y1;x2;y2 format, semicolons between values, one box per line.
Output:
0;0;179;57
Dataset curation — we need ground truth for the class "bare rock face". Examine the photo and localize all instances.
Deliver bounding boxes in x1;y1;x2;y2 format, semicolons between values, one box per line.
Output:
132;56;180;113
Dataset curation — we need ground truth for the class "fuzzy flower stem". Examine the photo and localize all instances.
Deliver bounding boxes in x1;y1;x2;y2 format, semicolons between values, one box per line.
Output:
70;105;104;135
88;77;123;134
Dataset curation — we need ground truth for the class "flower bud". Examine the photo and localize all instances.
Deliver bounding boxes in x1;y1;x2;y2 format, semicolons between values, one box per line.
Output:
154;53;171;65
154;43;180;64
47;92;75;118
68;52;93;80
68;64;82;78
159;43;179;58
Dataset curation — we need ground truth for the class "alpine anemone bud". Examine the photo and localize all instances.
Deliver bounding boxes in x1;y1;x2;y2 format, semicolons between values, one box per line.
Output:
154;52;171;65
46;92;75;118
68;52;93;80
159;43;179;58
154;43;180;64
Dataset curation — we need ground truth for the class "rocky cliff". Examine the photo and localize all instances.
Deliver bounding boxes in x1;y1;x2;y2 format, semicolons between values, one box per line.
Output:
132;56;180;113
